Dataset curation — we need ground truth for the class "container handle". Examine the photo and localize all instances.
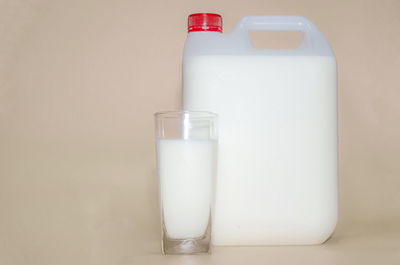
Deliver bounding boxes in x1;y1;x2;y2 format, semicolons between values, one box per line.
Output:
234;16;317;32
232;16;330;53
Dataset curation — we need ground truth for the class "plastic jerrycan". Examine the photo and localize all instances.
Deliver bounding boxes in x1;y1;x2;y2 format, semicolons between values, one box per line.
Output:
183;14;337;245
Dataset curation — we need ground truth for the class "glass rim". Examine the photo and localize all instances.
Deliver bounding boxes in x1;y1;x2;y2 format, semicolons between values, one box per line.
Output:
154;110;218;119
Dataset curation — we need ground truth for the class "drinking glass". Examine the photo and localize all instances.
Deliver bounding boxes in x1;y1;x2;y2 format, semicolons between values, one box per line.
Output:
154;111;218;254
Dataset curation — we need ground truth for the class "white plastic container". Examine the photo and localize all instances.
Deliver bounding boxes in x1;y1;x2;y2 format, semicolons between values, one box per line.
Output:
183;14;337;245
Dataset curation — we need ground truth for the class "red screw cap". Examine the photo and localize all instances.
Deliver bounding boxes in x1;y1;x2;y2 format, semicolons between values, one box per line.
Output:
188;13;222;33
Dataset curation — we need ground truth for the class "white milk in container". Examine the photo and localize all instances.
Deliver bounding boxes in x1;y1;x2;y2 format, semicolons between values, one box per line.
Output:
183;13;337;245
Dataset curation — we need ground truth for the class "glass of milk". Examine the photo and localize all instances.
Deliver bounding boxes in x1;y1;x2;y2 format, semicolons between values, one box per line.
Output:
155;111;218;254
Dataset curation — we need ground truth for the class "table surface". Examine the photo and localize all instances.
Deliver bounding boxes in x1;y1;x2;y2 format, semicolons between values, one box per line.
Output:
126;221;400;265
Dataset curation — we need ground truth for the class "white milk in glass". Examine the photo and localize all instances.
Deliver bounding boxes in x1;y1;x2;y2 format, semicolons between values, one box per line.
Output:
157;139;216;239
183;16;338;245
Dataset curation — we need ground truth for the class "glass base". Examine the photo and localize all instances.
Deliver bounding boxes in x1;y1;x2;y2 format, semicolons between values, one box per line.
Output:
161;213;211;254
162;235;210;255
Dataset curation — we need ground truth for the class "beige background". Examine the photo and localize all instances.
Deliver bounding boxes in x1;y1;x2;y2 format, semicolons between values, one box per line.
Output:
0;0;399;264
